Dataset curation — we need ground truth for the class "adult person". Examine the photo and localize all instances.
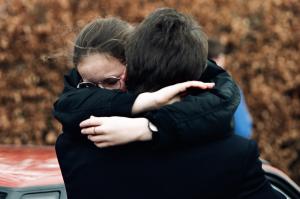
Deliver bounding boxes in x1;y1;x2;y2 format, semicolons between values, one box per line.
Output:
208;38;253;138
54;17;239;150
54;16;240;199
75;8;283;199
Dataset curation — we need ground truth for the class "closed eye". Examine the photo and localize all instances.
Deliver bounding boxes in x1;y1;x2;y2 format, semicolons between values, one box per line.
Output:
101;77;120;85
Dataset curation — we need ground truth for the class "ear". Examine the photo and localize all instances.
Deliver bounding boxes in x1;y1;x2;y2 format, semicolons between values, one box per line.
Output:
121;68;127;81
119;68;127;91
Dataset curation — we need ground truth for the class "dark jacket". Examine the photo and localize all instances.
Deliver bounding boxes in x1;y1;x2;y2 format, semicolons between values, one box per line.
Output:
53;60;240;148
56;134;283;199
53;61;283;198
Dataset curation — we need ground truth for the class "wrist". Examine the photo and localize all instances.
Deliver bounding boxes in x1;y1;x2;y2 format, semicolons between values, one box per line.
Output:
135;118;153;141
132;92;157;114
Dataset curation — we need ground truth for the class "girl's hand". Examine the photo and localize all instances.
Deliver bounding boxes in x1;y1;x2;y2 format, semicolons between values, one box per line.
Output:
80;116;152;148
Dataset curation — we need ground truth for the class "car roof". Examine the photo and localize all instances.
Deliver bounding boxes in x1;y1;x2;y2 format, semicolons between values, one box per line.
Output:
0;145;64;188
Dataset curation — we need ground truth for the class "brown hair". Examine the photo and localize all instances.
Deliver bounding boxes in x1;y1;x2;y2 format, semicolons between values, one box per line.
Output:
73;17;132;68
208;38;225;59
126;8;208;93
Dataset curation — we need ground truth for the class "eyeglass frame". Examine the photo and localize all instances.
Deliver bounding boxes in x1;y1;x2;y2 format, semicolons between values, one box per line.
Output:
76;75;122;89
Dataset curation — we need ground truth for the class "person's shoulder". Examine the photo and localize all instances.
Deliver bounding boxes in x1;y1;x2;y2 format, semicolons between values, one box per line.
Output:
199;60;225;82
227;134;257;149
214;135;259;159
225;134;255;146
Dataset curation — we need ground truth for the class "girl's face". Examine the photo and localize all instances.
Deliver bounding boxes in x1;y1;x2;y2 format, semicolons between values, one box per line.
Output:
77;53;126;90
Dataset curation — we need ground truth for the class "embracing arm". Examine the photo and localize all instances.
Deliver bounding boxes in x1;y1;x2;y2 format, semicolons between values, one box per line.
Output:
80;61;241;149
55;61;239;148
53;69;138;130
53;68;213;136
144;60;241;148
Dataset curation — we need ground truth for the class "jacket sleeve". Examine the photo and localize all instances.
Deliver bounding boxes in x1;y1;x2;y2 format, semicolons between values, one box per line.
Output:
144;60;241;148
234;89;253;138
53;69;137;131
237;141;285;199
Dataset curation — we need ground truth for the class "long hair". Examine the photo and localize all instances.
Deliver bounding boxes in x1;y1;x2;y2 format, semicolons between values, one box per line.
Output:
73;17;132;68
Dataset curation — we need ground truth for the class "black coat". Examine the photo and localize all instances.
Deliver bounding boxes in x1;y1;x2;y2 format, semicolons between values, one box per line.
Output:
53;61;283;198
53;61;240;147
56;134;283;199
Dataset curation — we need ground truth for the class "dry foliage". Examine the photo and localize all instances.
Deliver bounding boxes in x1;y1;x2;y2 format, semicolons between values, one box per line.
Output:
0;0;299;183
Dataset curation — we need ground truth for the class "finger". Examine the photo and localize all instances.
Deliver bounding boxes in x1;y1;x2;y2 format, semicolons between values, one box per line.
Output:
79;117;106;128
94;142;113;148
81;126;103;135
163;83;189;95
200;82;215;88
189;81;215;89
88;135;109;142
81;127;95;135
205;82;215;88
173;81;208;92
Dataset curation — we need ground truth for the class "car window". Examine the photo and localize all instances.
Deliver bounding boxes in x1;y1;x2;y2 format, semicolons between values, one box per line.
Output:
0;192;7;199
22;192;60;199
272;185;290;199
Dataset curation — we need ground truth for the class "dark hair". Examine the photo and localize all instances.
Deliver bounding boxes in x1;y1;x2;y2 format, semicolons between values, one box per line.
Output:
208;38;225;59
73;17;132;67
125;8;208;93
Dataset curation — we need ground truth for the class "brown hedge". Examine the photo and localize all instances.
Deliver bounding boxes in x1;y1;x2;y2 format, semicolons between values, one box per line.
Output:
0;0;299;183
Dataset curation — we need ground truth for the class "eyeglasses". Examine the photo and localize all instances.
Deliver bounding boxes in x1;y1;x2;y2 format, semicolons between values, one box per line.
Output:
77;76;122;89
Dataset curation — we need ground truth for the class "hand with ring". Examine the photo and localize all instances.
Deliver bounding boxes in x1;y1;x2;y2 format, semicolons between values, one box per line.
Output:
80;116;152;148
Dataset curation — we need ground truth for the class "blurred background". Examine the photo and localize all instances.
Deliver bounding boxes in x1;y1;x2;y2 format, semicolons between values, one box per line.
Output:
0;0;299;184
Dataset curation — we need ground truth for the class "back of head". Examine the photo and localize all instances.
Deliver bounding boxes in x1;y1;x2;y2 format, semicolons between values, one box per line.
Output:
126;8;208;93
73;17;132;67
208;39;224;59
